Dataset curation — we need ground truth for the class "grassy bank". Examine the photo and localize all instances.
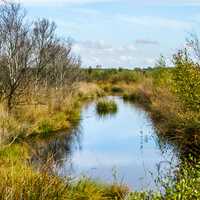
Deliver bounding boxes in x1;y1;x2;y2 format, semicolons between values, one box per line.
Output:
0;83;104;143
0;143;144;200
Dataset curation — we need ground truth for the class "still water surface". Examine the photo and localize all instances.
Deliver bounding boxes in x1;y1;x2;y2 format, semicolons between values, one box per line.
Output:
33;96;178;191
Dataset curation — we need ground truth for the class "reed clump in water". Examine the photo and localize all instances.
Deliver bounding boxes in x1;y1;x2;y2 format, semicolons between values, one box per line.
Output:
96;99;118;116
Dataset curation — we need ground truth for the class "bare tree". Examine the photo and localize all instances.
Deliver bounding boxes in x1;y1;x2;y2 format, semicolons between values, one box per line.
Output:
50;42;72;88
0;1;82;111
0;2;32;111
32;18;59;87
49;40;81;90
36;40;81;103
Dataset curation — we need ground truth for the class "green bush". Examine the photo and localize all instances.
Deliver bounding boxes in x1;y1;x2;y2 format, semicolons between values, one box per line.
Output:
163;158;200;200
172;50;200;111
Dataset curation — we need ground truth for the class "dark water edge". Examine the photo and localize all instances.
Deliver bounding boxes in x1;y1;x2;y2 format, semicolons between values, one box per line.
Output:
30;96;179;191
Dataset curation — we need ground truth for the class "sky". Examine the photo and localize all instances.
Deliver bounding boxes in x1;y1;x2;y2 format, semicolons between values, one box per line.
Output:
17;0;200;68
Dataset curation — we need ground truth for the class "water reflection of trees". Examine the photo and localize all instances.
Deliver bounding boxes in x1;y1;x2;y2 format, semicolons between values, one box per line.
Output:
30;125;83;173
154;126;200;161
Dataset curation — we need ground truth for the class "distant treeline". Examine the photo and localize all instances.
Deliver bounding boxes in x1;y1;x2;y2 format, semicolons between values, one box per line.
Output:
80;66;173;83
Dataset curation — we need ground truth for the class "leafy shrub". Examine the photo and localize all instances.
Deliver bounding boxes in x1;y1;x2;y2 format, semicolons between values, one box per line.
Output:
172;50;200;111
164;158;200;200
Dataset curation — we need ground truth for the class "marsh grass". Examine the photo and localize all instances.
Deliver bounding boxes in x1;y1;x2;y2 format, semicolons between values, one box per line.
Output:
122;90;151;110
0;143;129;200
0;169;129;200
77;82;105;100
96;99;118;116
0;83;104;142
0;140;131;200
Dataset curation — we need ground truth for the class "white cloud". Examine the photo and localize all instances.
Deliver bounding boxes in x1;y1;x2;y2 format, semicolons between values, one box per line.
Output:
72;40;158;68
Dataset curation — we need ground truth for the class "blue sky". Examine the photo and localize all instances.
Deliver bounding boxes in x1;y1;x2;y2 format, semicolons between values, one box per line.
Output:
19;0;200;68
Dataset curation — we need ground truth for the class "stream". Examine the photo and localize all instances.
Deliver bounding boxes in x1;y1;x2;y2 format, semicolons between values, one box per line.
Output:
31;96;178;191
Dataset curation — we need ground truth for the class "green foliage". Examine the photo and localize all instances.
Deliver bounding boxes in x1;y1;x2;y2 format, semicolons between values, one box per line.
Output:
96;99;118;116
164;158;200;200
172;50;200;111
150;67;173;87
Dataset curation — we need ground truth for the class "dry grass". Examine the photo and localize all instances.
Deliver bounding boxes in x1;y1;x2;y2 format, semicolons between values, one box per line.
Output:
0;143;129;200
0;83;106;143
76;82;105;99
0;166;129;200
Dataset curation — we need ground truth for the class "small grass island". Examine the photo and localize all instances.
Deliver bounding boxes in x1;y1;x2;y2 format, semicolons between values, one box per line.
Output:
96;99;118;116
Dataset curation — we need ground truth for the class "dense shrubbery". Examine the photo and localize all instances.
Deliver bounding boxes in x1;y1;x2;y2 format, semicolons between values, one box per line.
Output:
163;159;200;200
173;50;200;111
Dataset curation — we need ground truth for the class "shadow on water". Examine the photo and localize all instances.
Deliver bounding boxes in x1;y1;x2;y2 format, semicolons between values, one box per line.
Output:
30;126;83;171
30;96;179;191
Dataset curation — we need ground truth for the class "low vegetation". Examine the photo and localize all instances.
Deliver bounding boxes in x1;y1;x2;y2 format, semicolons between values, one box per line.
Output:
0;161;128;200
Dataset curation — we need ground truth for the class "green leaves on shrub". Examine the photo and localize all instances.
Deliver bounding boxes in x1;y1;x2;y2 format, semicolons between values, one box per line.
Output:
172;50;200;111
